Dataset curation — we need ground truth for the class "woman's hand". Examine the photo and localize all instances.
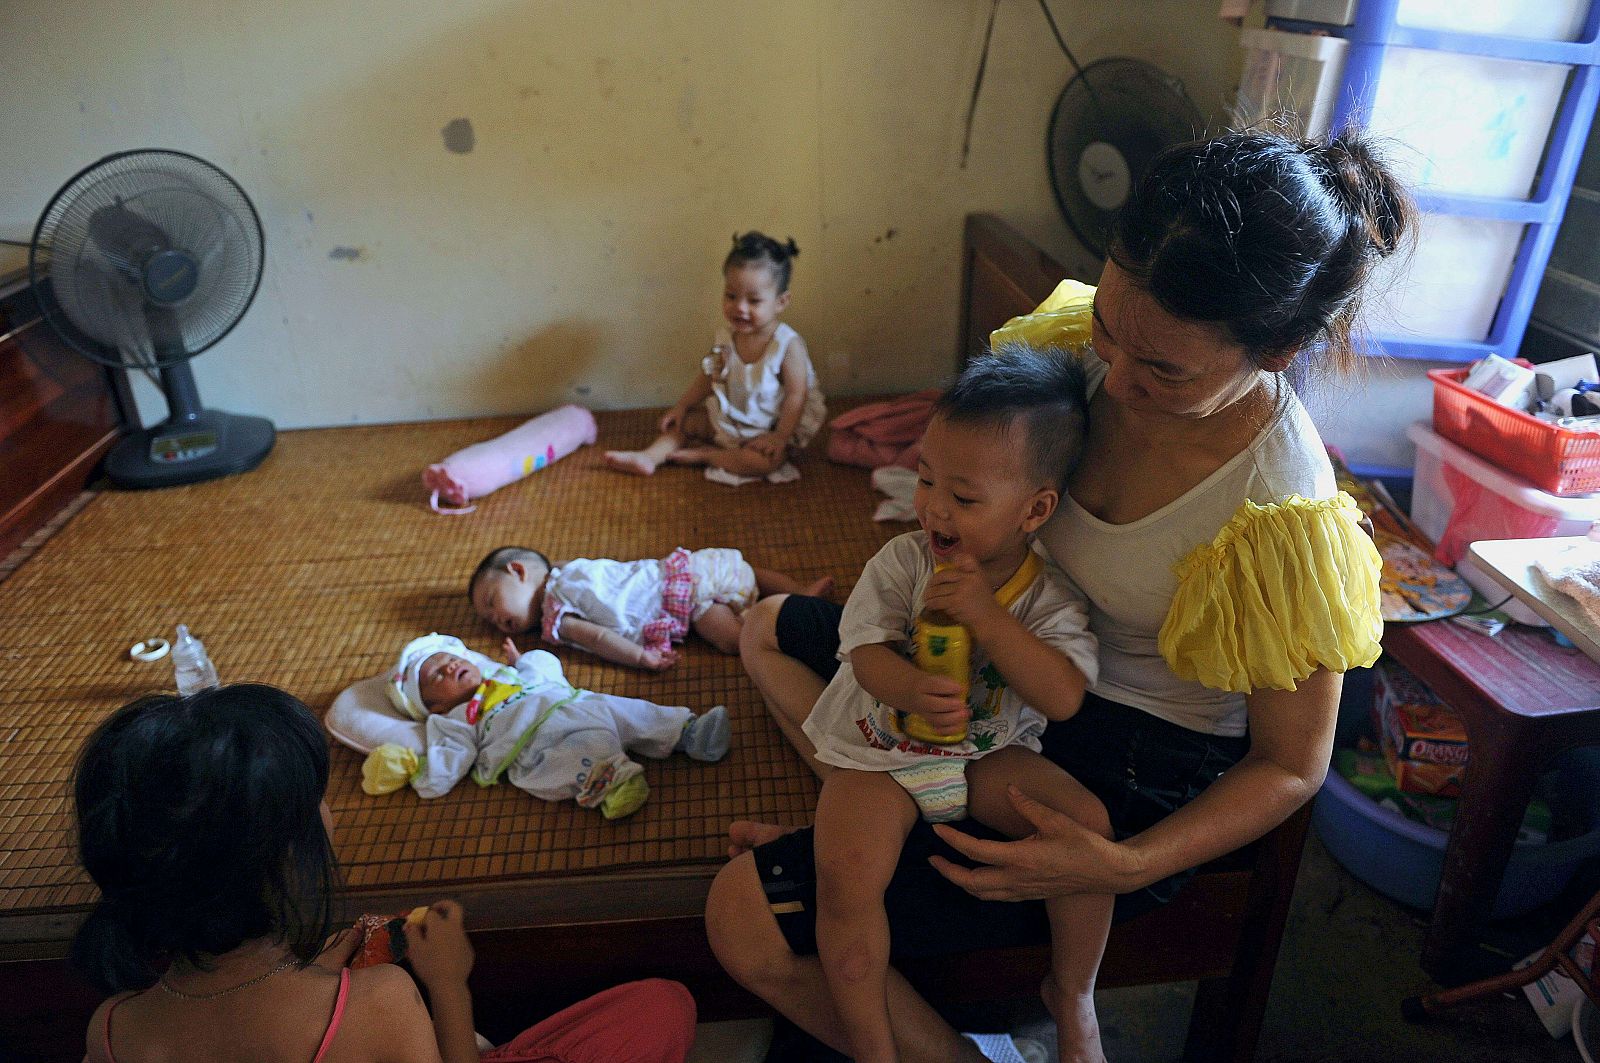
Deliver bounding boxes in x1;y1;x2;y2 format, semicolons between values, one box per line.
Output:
928;786;1139;901
404;899;475;990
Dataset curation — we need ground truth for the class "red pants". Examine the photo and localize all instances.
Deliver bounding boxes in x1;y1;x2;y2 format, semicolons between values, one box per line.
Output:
479;979;696;1063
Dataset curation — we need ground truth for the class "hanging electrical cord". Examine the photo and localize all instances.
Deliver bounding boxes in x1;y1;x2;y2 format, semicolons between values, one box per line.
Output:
961;0;1104;167
960;0;1003;168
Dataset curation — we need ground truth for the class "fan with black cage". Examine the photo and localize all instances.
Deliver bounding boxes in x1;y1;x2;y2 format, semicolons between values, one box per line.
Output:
27;149;274;489
1047;57;1203;257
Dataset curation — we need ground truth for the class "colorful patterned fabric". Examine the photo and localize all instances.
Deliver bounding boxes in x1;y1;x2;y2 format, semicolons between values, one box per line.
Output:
889;758;970;823
641;547;695;653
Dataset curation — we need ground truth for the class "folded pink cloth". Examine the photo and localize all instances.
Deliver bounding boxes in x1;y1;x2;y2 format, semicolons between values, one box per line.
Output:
826;389;940;470
423;404;597;513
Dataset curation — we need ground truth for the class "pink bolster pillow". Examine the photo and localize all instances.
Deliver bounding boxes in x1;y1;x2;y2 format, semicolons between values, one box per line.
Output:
423;404;597;513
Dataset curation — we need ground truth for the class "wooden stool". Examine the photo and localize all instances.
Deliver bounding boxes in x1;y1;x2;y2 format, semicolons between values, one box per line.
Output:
1382;619;1600;978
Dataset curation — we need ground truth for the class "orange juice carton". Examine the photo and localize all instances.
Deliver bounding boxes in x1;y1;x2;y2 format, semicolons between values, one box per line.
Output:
1372;658;1468;796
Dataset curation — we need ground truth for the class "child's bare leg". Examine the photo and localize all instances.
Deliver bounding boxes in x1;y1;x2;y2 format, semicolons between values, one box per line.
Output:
752;565;836;600
967;748;1113;1063
608;409;711;475
679;444;787;477
604;433;680;476
814;768;919;1063
691;603;743;654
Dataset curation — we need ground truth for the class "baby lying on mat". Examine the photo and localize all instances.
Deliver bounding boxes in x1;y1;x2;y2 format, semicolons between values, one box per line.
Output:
362;633;729;819
469;544;831;668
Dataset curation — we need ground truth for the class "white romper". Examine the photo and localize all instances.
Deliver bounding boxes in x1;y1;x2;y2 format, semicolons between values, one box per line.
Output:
703;322;828;451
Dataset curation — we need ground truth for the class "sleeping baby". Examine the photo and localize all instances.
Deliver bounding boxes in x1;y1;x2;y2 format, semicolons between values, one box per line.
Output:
361;632;729;819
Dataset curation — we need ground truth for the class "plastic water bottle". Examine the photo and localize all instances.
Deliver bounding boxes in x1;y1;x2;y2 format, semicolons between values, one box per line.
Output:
172;624;219;695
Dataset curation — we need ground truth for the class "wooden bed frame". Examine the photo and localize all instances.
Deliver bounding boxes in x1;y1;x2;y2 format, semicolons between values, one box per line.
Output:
0;215;1310;1062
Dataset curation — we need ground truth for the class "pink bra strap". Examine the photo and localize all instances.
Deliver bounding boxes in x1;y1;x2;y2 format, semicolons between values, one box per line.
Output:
103;992;133;1063
311;967;351;1063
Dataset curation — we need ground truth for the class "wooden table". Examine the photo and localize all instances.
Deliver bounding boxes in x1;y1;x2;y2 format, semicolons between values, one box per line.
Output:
1469;537;1600;663
1383;609;1600;978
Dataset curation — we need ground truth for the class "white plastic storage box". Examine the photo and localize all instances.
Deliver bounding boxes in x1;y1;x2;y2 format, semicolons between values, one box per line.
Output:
1408;422;1600;625
1368;213;1525;342
1264;0;1592;42
1237;28;1573;200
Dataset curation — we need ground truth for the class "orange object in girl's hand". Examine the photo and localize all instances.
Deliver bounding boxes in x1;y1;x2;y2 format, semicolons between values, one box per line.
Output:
349;906;430;968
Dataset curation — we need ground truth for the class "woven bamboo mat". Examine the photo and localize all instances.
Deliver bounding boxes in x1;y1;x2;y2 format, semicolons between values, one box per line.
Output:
0;409;903;914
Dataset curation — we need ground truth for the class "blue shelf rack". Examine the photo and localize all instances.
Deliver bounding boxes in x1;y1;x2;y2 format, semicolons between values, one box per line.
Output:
1273;0;1600;364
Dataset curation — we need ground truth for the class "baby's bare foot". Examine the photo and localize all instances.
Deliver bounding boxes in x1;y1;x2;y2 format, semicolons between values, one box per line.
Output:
604;450;658;476
727;819;796;858
803;576;836;600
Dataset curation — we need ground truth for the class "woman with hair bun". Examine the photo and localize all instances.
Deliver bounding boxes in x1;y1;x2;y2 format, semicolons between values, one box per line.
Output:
709;127;1413;1062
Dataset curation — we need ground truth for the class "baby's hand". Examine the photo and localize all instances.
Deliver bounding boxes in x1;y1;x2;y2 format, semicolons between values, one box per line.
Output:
905;673;969;733
403;899;475;990
922;554;1003;630
746;432;786;460
502;637;522;665
639;646;678;671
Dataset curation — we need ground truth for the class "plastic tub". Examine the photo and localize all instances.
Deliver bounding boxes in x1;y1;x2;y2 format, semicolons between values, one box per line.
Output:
1408;422;1600;624
1313;750;1600;919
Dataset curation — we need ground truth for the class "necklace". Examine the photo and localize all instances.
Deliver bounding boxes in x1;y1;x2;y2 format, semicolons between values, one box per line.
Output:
158;956;298;1000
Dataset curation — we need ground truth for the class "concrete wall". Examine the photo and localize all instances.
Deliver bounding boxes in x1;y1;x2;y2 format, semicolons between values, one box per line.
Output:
0;0;1243;431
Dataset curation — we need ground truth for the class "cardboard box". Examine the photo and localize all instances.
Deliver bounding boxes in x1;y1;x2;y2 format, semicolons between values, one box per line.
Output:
1372;658;1469;796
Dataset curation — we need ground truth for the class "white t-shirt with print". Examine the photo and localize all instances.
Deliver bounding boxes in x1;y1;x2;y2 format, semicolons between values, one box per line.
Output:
803;531;1099;772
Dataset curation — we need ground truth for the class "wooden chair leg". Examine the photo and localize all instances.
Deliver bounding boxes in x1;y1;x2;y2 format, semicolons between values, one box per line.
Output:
1182;806;1312;1062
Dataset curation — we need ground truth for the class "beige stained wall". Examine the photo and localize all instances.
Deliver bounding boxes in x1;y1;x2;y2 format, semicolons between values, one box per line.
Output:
0;1;1242;429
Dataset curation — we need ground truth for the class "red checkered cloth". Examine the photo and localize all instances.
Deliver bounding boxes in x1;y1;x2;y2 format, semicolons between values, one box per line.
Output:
640;547;695;654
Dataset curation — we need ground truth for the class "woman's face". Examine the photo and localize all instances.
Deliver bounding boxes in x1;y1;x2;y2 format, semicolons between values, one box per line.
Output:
1090;260;1264;421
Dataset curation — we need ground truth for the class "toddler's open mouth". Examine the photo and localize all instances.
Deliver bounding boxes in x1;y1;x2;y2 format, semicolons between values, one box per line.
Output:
930;531;959;555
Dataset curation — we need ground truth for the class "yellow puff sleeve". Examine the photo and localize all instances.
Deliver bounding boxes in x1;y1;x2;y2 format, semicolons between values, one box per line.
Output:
1159;493;1383;693
989;279;1097;352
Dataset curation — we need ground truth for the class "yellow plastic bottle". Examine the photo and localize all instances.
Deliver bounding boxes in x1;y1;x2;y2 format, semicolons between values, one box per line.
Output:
898;551;1045;746
904;604;972;744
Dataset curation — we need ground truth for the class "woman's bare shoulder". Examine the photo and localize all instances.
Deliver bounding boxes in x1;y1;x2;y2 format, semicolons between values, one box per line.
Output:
82;993;133;1063
328;965;440;1063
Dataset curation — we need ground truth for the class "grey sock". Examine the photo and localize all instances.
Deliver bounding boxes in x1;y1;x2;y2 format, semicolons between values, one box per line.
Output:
675;705;730;761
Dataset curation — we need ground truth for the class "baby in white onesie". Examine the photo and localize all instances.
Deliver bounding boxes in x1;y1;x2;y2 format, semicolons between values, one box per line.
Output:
360;633;729;819
469;545;832;669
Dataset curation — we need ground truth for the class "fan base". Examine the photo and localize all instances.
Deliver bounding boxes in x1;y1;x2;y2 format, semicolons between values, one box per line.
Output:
105;410;276;489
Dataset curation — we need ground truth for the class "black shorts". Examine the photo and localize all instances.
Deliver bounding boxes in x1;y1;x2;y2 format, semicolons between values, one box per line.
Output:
757;594;1251;960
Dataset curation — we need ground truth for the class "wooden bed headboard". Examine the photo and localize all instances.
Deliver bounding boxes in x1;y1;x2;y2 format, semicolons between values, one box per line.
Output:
956;213;1078;365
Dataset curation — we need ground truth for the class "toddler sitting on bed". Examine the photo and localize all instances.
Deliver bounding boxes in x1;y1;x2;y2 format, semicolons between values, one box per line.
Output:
362;633;729;819
604;232;827;485
469;544;832;668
